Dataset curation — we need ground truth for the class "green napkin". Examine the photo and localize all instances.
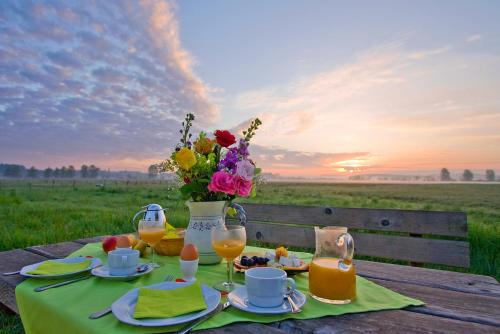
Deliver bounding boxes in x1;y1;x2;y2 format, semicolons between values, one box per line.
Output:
28;259;92;275
133;282;208;319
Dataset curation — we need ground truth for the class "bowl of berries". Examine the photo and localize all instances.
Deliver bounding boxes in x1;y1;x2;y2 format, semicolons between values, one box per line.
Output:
234;246;309;274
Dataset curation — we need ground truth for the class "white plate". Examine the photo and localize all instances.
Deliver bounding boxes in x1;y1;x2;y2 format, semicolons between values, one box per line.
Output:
228;286;306;314
111;281;221;327
20;257;102;279
92;264;154;281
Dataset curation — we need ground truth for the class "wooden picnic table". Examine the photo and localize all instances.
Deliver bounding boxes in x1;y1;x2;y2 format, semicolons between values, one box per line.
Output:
1;237;499;333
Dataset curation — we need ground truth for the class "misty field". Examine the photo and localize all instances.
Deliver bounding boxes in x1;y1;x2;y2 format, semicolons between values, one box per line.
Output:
0;180;499;333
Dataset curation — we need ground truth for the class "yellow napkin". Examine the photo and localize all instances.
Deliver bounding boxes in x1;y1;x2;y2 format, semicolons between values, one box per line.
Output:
164;222;179;239
28;259;92;275
133;283;207;319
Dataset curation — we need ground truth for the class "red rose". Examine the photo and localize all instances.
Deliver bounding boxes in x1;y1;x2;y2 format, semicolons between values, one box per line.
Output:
214;130;236;147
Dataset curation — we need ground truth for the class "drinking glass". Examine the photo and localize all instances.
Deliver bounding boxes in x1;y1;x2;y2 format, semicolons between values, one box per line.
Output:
138;219;165;268
211;225;246;293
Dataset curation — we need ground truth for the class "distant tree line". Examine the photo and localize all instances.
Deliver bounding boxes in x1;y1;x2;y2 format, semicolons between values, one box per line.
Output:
0;163;100;178
440;168;497;182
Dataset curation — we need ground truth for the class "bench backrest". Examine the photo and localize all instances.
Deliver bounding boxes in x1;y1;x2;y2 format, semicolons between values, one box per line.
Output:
239;203;469;268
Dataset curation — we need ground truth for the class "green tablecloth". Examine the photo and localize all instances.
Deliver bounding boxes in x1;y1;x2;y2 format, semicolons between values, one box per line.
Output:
16;243;423;334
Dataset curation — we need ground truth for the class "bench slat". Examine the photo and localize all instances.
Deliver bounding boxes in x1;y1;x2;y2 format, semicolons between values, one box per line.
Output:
26;241;85;259
242;203;468;237
246;222;470;267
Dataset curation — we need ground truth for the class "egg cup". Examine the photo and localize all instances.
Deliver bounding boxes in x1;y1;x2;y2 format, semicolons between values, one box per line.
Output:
179;258;199;282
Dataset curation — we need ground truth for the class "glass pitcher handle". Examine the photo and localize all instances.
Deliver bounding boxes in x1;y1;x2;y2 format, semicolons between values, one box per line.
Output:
229;203;247;226
131;210;146;231
338;232;354;262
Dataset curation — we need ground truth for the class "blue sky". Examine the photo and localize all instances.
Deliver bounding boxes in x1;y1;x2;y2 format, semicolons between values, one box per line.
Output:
1;1;499;176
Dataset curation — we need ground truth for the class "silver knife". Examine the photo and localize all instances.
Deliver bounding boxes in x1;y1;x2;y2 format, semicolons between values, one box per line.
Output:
34;275;92;292
89;306;112;319
174;301;230;334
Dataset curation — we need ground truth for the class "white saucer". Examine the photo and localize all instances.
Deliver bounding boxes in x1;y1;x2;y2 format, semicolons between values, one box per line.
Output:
91;264;154;281
111;281;221;327
228;286;306;314
20;257;102;279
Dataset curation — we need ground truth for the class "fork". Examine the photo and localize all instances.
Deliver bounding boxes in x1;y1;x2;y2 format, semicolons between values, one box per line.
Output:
89;274;175;319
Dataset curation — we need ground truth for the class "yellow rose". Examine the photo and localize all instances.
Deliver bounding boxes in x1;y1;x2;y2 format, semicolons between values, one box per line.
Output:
175;148;196;170
194;137;214;154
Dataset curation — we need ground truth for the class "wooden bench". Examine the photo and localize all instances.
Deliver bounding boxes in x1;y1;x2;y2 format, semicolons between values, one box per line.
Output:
1;205;499;333
241;203;469;268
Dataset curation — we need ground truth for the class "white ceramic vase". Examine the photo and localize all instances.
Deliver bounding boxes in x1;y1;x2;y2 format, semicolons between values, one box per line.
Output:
184;201;227;264
184;200;247;265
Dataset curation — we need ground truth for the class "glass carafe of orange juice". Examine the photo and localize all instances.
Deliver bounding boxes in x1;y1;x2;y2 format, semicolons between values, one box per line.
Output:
309;226;356;304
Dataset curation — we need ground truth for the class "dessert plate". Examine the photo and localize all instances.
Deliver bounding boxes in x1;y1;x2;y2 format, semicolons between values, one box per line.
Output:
20;257;102;279
234;252;309;274
112;281;220;327
228;286;306;314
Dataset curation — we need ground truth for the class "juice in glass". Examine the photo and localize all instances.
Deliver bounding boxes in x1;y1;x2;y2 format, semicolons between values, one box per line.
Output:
309;257;356;304
212;239;245;259
139;227;165;245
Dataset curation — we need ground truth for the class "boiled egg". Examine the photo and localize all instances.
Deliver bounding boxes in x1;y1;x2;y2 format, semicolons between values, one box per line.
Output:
180;244;199;261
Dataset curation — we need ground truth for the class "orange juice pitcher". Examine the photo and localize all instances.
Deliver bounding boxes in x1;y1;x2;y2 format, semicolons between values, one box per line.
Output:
309;226;356;304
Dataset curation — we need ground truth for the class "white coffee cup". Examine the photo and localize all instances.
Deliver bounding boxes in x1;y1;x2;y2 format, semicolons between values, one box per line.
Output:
108;248;139;276
245;267;296;307
179;259;199;282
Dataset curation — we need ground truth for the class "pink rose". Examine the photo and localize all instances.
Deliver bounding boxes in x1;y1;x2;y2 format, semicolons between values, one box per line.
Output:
208;171;236;195
235;160;255;181
234;176;252;197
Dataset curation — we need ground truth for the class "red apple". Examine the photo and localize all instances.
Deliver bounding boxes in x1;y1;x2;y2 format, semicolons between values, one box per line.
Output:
102;236;118;253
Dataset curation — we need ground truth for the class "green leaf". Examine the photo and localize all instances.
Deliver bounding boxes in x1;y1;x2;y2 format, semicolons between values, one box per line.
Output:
250;185;257;198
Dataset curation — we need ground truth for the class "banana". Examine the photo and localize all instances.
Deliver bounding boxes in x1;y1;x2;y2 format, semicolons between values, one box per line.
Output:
133;240;148;257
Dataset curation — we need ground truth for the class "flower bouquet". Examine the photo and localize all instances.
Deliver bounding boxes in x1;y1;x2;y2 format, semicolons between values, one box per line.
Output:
160;113;262;202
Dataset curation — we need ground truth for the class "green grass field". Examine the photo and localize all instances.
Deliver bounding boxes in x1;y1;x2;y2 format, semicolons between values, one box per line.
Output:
0;179;499;333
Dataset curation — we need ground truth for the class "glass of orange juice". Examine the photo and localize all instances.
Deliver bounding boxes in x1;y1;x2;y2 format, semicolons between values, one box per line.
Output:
309;226;356;304
211;225;246;292
139;219;165;268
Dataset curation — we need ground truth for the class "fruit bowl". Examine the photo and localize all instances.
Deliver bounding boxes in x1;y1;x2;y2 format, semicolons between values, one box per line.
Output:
154;228;185;256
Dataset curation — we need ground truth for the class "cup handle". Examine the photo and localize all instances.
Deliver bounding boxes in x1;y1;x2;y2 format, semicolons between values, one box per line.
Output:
121;255;127;266
286;277;296;292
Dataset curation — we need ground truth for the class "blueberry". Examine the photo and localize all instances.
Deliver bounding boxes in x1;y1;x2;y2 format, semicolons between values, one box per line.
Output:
246;259;255;266
251;256;259;261
241;256;248;260
240;258;248;266
256;257;265;265
263;258;270;263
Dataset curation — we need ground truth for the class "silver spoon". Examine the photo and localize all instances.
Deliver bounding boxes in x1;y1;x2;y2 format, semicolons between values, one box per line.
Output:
2;271;20;276
285;288;301;313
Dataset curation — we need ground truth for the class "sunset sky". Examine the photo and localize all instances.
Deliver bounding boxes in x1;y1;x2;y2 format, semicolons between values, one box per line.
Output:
1;1;499;177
